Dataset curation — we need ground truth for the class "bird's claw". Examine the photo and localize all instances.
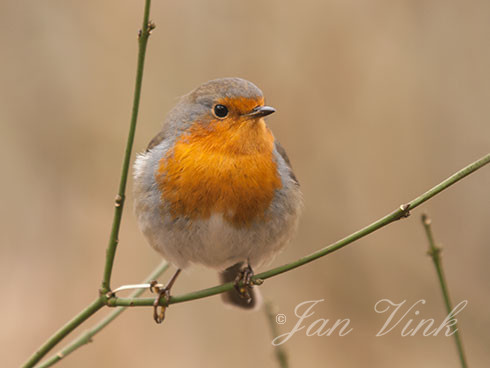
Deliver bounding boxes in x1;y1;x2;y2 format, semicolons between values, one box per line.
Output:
149;280;164;294
151;284;170;324
148;269;181;324
234;264;254;303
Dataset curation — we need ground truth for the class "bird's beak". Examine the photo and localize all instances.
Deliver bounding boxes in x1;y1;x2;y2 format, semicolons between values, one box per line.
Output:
244;105;276;118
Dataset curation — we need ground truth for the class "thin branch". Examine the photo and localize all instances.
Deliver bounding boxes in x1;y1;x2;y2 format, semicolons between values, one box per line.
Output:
421;214;468;368
21;2;489;361
36;261;169;368
108;153;490;308
264;301;289;368
22;2;154;367
22;299;105;368
100;0;154;295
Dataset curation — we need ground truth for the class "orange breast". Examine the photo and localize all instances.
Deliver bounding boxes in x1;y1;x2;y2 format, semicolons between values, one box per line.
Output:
156;119;282;227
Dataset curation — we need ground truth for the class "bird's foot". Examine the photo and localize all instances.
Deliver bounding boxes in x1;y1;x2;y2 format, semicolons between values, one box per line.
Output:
151;284;171;324
149;269;181;324
234;264;254;303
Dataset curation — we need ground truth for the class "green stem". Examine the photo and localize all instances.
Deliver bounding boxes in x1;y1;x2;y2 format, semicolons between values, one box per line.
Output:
107;152;490;307
22;298;105;368
264;301;289;368
421;214;468;368
37;261;169;368
100;0;153;295
23;2;154;367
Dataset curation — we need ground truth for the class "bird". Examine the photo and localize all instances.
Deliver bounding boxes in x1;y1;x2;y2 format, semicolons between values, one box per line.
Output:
133;77;302;322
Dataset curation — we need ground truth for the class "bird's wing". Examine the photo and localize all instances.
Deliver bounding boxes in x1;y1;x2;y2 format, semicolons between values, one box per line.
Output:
274;140;299;185
146;130;167;151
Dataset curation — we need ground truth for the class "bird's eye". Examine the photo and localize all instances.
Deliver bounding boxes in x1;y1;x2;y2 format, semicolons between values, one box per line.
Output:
213;104;228;118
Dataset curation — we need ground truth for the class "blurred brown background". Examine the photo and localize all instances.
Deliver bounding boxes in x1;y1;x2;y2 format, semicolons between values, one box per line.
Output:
1;1;489;367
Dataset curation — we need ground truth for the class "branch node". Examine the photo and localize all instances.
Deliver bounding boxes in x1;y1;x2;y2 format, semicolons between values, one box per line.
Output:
399;203;411;218
400;203;410;214
427;245;442;257
148;21;156;33
253;278;264;286
138;21;156;40
99;287;109;298
114;194;124;207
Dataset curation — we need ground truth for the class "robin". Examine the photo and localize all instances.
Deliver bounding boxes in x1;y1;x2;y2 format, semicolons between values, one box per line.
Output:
133;77;302;322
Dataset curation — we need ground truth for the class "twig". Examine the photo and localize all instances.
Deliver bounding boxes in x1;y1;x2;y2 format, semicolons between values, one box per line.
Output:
22;2;154;367
264;302;289;368
421;214;468;368
20;0;490;361
24;154;489;365
100;0;154;295
108;153;490;308
36;261;169;368
22;299;105;368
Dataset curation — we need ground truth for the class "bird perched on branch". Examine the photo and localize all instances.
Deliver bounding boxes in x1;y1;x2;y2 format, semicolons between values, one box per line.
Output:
133;77;302;322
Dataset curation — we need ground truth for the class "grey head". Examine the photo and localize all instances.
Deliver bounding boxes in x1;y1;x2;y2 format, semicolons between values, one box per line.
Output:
189;77;264;107
147;78;267;150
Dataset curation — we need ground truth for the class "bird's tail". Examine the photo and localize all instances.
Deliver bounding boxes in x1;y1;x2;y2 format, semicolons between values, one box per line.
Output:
219;262;261;310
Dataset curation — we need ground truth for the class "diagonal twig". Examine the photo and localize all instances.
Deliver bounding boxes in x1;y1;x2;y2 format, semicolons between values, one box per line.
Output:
22;1;155;367
421;214;468;368
108;153;490;308
36;261;169;368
